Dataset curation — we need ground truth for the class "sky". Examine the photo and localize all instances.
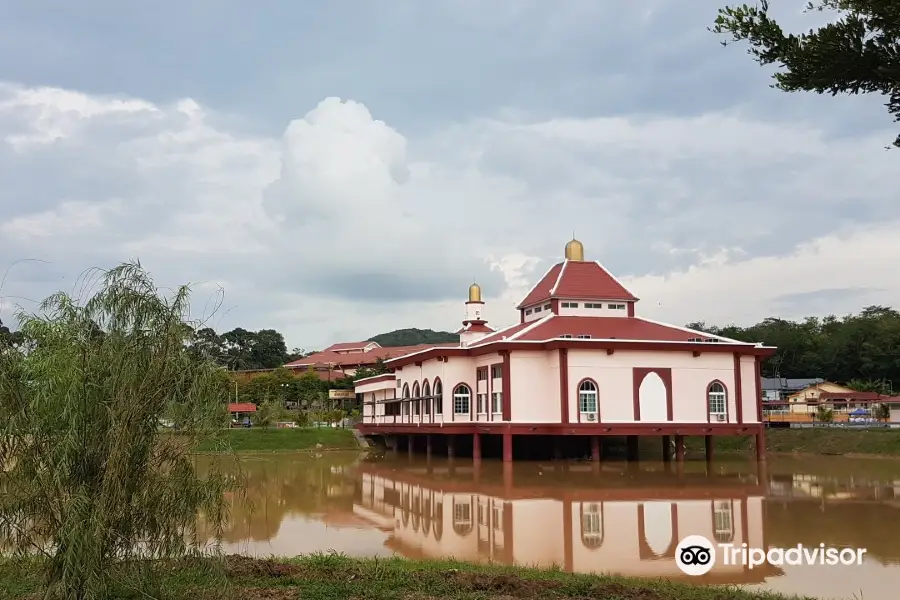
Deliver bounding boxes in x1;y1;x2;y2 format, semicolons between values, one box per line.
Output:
0;1;897;352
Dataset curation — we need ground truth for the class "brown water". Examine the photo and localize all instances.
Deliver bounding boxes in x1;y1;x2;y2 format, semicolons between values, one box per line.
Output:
199;452;900;600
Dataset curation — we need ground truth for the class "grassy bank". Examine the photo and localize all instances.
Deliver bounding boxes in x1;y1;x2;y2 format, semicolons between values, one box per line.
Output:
0;553;809;600
683;427;900;457
196;427;359;453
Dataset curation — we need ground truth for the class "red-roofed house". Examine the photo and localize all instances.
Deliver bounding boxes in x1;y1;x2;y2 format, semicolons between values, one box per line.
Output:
355;238;777;463
284;342;444;378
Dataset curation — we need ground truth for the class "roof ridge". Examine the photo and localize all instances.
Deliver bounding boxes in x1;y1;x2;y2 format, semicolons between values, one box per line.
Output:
634;316;750;345
549;259;568;295
469;321;526;347
508;314;554;341
593;260;638;300
516;261;561;309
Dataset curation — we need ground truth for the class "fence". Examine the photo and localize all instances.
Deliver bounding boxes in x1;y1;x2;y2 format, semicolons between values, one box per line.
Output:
762;399;900;426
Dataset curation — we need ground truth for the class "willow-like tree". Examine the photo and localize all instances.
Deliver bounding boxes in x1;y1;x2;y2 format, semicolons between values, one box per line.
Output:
712;0;900;148
0;263;233;600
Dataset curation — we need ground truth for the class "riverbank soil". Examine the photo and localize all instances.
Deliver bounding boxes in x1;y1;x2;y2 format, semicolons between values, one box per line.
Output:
0;554;811;600
681;427;900;457
196;427;359;453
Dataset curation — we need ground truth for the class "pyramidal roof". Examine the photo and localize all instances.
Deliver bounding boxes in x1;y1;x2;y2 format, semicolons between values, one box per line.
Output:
516;259;638;309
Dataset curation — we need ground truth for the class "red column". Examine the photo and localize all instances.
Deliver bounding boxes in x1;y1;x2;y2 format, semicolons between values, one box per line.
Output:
473;432;482;462
501;351;512;421
591;436;601;462
502;431;513;462
662;435;671;462
674;435;685;462
447;435;455;460
756;429;766;462
426;434;433;461
705;435;714;463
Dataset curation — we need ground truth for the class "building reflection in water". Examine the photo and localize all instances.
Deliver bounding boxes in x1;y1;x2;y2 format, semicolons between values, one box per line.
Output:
351;460;778;584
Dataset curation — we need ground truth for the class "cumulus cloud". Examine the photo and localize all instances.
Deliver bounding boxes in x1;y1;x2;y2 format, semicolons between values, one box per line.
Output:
0;80;897;349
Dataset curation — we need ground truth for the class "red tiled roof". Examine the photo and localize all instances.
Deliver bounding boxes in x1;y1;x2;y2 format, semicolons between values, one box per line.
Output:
516;260;637;309
819;391;883;401
285;343;448;369
324;341;379;352
456;323;495;334
514;316;717;343
469;322;537;346
228;402;257;413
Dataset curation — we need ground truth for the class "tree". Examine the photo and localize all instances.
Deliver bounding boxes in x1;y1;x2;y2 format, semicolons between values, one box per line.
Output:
253;398;281;430
0;262;230;600
0;317;24;348
712;0;900;148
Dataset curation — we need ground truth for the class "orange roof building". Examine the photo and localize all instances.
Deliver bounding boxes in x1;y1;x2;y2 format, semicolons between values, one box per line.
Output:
354;238;776;463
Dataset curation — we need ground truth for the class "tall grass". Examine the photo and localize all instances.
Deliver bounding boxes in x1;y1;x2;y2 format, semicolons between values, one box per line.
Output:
0;262;233;600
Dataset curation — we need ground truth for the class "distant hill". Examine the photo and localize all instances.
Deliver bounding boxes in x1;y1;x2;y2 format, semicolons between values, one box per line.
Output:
369;328;458;347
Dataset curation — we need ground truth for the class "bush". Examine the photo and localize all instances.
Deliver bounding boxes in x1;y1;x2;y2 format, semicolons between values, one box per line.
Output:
0;263;232;600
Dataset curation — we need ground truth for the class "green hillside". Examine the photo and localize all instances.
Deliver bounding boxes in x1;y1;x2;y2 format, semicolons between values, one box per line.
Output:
369;328;458;347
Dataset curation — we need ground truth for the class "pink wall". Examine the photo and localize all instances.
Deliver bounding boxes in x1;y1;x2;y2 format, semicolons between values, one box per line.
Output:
510;350;560;422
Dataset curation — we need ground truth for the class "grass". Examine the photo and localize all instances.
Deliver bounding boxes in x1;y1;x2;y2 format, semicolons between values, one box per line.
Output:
0;553;812;600
682;427;900;457
195;427;360;453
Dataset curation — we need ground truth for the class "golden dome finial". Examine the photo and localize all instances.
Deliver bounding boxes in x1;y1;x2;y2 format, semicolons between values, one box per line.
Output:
468;282;482;303
565;237;584;261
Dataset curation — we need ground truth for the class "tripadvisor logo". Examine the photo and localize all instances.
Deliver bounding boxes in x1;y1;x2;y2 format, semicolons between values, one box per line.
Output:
675;535;867;576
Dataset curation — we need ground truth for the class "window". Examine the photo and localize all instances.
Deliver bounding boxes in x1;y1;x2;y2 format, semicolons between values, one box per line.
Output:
453;384;472;415
412;382;420;398
581;503;603;549
579;380;598;414
608;303;626;310
687;337;703;342
402;384;410;399
423;381;431;398
453;500;473;536
576;334;591;339
585;303;602;309
477;368;488;381
434;380;443;414
561;302;579;308
525;309;533;315
560;334;573;339
543;304;551;310
477;393;487;413
491;365;503;379
713;500;734;543
708;382;726;417
534;306;542;313
397;379;402;388
491;392;502;413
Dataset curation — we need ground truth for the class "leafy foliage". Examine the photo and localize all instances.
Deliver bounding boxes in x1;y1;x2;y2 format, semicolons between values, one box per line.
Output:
689;305;900;390
186;326;290;370
0;318;24;348
712;0;900;148
0;262;232;600
368;328;458;347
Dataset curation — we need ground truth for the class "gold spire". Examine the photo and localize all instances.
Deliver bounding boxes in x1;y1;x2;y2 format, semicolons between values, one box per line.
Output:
468;282;482;303
565;238;584;261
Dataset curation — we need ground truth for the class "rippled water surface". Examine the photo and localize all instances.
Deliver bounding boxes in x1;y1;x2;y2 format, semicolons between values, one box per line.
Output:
197;452;900;600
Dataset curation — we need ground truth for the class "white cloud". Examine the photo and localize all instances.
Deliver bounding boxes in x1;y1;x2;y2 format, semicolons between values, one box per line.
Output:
1;81;897;349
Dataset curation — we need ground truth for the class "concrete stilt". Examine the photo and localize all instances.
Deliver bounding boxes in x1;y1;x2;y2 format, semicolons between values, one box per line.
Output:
662;435;672;462
626;436;639;462
447;435;455;460
590;436;601;462
755;430;767;462
502;431;513;462
473;432;481;462
674;435;685;462
704;435;714;463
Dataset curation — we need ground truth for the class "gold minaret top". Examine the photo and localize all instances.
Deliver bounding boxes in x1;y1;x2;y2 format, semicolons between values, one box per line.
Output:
468;282;482;303
565;238;584;261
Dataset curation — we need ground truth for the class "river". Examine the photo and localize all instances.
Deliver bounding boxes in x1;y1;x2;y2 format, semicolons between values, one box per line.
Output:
197;451;900;600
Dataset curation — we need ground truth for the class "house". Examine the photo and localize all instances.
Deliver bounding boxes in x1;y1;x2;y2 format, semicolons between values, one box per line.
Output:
355;238;776;462
228;402;257;425
786;382;882;416
284;341;444;377
760;377;824;403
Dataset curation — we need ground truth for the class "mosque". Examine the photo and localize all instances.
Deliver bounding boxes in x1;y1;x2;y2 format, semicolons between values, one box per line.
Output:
355;238;775;462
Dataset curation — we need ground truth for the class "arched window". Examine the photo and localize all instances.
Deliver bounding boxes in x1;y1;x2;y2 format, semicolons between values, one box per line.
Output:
580;503;603;549
708;381;727;420
579;379;598;415
402;384;410;399
433;379;443;414
713;500;735;543
402;384;410;416
412;382;420;398
453;384;471;415
452;498;473;536
412;382;421;415
423;380;432;415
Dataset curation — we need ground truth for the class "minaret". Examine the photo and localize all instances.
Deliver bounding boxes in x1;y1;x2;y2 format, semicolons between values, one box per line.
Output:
457;282;495;346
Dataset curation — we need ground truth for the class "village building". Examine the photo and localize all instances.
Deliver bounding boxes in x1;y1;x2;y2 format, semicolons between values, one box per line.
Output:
354;238;776;462
284;341;444;378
